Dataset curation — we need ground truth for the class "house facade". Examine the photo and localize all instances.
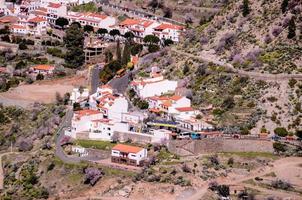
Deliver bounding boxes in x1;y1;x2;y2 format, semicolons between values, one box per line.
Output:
111;144;147;166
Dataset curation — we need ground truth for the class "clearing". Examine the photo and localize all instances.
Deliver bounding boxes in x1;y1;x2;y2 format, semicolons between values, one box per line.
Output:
0;75;86;107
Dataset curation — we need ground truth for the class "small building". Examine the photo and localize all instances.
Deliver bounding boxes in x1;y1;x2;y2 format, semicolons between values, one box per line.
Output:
111;144;147;166
70;87;89;104
130;74;178;99
32;64;55;75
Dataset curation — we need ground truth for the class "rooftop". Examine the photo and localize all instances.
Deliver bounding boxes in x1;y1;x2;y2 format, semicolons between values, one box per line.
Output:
33;65;55;71
112;144;144;154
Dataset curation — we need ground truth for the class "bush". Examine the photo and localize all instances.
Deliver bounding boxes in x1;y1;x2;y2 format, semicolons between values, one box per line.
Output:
274;127;288;137
47;47;64;58
271;179;292;190
84;167;102;186
19;42;27;50
148;44;160;53
217;185;230;197
288;78;297;88
273;142;286;153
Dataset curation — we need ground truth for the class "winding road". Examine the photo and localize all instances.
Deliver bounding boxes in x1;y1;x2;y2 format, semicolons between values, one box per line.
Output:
172;49;302;81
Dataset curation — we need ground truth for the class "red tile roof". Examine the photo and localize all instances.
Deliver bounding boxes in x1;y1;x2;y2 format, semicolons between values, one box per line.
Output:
120;18;140;26
48;2;62;8
112;144;143;154
154;23;183;31
11;24;26;29
33;65;54;71
28;16;46;23
175;107;194;112
170;95;182;101
75;109;101;117
0;16;19;24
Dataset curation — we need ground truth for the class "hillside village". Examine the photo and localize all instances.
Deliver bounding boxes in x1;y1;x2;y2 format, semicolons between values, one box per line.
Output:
0;0;301;200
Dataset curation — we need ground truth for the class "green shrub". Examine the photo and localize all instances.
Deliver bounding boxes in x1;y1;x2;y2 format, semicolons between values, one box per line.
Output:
274;127;288;137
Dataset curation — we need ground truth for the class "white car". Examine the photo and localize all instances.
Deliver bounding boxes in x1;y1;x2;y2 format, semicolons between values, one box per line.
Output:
177;132;190;140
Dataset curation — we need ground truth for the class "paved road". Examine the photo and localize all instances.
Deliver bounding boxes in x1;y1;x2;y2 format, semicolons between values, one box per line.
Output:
172;49;302;81
108;72;132;94
89;64;100;95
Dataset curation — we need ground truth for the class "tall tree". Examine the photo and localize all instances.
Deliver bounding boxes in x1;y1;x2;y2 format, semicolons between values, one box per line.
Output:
116;39;121;62
55;17;69;29
242;0;250;17
64;24;85;68
83;25;94;33
281;0;288;13
122;41;131;66
287;17;296;39
109;29;120;40
143;34;160;45
97;28;108;36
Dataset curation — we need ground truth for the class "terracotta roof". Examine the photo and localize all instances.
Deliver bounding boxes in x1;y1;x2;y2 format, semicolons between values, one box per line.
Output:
11;24;26;29
175;107;194;112
154;23;183;31
33;65;54;71
28;16;46;23
112;144;143;154
0;16;19;24
87;13;107;20
162;100;172;107
120;18;140;26
170;95;182;101
75;109;101;116
32;10;47;16
48;2;62;8
149;108;161;113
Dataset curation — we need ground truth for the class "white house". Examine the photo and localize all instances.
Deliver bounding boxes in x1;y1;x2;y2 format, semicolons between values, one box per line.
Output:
119;18;159;39
66;12;116;30
89;85;128;122
70;87;90;104
148;95;191;114
89;119;129;141
153;23;184;42
111;144;147;166
130;74;178;99
69;109;103;138
46;2;67;23
32;65;55;75
176;116;214;132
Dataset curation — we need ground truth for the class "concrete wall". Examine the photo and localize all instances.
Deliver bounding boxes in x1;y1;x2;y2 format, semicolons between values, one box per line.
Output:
168;139;274;156
114;131;152;144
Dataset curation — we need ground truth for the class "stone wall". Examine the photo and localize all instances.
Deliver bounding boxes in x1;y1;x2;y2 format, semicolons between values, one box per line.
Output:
168;139;274;156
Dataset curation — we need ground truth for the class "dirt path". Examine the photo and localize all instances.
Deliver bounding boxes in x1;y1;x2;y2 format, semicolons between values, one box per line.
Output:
187;157;302;200
172;49;302;81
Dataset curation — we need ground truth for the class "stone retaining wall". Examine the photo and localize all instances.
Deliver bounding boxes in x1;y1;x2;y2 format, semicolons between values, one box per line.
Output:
168;139;274;156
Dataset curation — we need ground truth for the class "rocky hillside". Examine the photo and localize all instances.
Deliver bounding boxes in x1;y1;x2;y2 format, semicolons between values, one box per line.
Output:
181;0;302;74
108;0;228;24
136;0;302;135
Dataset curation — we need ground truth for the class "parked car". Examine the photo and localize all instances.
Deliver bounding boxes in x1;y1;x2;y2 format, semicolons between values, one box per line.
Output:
177;132;190;140
190;132;201;140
